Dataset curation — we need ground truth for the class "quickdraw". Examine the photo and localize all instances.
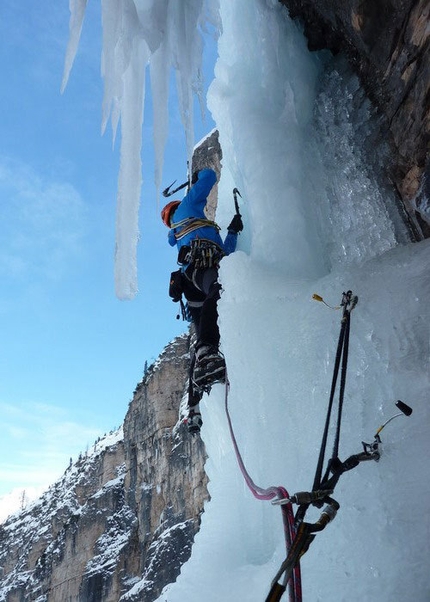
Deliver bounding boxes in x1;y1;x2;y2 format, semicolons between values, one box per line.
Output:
224;290;412;602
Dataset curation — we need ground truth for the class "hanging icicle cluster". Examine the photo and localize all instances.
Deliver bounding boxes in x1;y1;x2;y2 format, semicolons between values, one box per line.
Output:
62;0;219;299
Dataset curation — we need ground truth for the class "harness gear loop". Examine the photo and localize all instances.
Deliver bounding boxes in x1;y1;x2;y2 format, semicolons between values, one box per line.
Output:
179;238;225;270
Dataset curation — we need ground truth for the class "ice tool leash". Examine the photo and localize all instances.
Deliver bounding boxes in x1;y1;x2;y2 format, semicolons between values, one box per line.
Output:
225;291;413;602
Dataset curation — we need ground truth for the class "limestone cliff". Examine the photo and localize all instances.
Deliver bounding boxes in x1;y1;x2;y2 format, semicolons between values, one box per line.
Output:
279;0;430;238
0;334;208;602
192;129;223;221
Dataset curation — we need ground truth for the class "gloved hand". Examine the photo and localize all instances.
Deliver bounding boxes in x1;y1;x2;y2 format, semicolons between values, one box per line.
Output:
191;170;199;185
227;214;243;233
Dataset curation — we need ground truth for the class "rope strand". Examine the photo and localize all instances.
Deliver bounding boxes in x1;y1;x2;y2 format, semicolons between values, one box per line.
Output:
224;377;281;501
313;293;354;491
224;377;302;601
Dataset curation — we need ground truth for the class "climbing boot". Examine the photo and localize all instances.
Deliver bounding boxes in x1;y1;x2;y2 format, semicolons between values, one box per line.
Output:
193;347;226;389
184;409;203;434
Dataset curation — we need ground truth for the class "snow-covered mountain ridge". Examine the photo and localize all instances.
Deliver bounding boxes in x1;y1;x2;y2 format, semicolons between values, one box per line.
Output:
0;427;127;600
0;334;207;601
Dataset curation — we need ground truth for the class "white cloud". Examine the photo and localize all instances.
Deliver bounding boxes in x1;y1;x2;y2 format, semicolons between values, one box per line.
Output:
0;156;87;282
0;399;101;501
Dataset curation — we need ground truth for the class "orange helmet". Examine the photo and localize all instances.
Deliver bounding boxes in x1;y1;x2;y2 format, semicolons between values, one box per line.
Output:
161;200;180;227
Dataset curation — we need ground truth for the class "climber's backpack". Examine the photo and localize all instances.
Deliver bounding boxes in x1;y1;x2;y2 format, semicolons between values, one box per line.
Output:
169;269;183;303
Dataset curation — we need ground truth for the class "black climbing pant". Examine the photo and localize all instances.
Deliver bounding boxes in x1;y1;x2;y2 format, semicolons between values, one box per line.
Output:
183;266;221;351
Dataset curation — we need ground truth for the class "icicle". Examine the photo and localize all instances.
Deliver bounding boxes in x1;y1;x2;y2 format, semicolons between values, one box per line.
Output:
61;0;88;93
150;42;170;199
63;0;213;299
114;35;149;300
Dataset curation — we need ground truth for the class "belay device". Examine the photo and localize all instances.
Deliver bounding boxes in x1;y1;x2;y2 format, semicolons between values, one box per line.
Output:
223;290;413;602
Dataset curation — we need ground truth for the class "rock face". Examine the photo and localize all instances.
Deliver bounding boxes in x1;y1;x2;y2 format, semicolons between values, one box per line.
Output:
279;0;430;238
121;335;208;601
191;129;223;221
0;334;208;601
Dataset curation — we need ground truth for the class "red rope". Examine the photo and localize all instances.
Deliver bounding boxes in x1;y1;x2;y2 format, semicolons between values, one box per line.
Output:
223;377;302;601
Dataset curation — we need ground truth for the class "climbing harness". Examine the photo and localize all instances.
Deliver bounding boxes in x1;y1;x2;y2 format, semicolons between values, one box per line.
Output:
178;238;225;270
167;238;224;321
171;214;224;269
224;290;413;602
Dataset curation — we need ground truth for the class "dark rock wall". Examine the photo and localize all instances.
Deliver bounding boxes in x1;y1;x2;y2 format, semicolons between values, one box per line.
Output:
279;0;429;238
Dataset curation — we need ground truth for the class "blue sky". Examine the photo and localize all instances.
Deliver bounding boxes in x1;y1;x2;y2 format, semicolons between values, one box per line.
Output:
0;1;216;498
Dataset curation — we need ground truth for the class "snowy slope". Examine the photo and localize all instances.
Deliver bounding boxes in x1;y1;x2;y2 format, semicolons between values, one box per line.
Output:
156;1;430;601
0;429;127;601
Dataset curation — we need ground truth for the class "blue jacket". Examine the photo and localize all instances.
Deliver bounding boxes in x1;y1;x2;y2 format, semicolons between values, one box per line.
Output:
168;168;238;262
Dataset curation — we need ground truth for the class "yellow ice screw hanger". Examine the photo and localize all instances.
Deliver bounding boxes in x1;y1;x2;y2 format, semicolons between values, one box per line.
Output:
312;293;341;310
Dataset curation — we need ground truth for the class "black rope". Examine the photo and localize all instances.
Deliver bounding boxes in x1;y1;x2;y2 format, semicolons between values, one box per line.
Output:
265;291;358;602
312;292;353;492
321;311;351;486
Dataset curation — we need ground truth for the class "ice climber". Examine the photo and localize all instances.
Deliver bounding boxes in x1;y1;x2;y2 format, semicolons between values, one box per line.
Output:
161;168;243;433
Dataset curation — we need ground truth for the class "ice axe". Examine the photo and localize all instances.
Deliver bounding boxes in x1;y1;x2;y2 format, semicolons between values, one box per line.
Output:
233;187;242;216
162;162;194;197
162;179;188;198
